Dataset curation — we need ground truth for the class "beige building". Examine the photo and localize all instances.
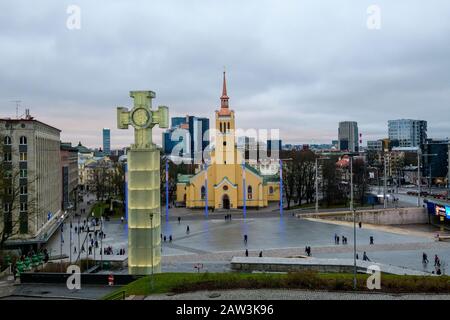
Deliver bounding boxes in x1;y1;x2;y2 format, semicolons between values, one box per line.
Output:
1;117;62;245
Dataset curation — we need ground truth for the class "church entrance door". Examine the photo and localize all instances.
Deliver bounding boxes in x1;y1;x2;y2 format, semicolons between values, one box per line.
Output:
222;194;230;209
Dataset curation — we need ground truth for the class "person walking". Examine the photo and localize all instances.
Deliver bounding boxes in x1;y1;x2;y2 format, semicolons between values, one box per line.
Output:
359;221;362;228
178;217;181;224
363;252;371;261
244;234;248;244
422;252;429;264
186;225;190;234
245;249;249;257
370;236;374;245
169;235;173;242
434;255;440;267
259;251;263;257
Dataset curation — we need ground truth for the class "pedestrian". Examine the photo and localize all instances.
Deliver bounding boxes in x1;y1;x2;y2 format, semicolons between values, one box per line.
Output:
334;233;337;244
244;234;248;244
186;225;190;234
359;221;362;228
74;246;77;254
370;236;374;245
259;251;263;257
121;216;124;224
356;253;359;260
245;249;249;257
434;255;440;267
422;252;429;264
336;236;340;245
363;252;370;261
169;235;172;242
178;217;181;224
164;235;167;242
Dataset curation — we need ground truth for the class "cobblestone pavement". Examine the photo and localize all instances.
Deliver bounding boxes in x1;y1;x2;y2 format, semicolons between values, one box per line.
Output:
144;289;450;300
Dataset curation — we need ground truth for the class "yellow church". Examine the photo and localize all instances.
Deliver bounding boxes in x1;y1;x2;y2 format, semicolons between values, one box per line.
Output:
176;72;280;209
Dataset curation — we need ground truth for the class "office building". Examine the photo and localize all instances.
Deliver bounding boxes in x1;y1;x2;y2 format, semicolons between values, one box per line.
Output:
60;142;79;211
102;128;111;155
388;119;427;148
1;116;62;246
338;121;359;152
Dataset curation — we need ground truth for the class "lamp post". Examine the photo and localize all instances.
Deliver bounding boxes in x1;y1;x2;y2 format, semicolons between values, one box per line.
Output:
315;157;330;213
353;208;357;290
242;161;246;219
204;162;208;218
149;213;154;290
417;151;437;207
279;159;283;216
383;156;387;209
350;156;354;211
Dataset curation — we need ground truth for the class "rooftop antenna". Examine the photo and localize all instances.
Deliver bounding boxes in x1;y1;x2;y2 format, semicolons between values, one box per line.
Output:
11;100;21;119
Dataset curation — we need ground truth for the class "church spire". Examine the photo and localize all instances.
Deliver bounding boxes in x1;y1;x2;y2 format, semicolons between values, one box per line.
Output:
220;71;230;111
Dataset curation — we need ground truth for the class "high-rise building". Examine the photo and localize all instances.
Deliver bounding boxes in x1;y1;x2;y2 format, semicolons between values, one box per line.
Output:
388;119;427;148
338;121;359;152
1;117;62;246
422;138;449;185
162;115;209;163
102;128;111;155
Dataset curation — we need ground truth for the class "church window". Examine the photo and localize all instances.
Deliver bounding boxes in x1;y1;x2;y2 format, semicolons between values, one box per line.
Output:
201;186;206;200
223;185;228;191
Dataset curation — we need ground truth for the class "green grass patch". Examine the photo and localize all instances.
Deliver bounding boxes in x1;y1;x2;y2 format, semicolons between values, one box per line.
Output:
91;202;123;219
102;271;450;299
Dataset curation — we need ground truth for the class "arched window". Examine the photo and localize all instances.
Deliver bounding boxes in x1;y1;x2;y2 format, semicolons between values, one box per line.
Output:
227;122;230;130
247;185;253;200
4;136;11;145
201;186;206;200
220;123;222;132
20;136;27;145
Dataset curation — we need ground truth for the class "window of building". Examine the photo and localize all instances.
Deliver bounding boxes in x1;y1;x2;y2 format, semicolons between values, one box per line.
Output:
4;136;11;145
20;169;27;178
20;202;28;212
220;123;223;132
19;212;28;234
201;186;206;200
223;185;228;191
223;141;226;146
269;186;274;194
247;186;253;200
19;136;27;145
5;187;12;195
4;152;12;162
3;203;11;212
20;185;28;195
19;152;27;161
227;122;230;130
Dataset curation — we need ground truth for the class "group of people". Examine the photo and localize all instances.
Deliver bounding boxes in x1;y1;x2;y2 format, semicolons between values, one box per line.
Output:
225;214;232;221
422;252;443;275
162;234;173;242
304;246;312;257
334;234;348;245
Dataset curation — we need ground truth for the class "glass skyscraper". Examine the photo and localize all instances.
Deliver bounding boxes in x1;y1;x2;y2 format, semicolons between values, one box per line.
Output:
102;128;111;155
388;119;427;148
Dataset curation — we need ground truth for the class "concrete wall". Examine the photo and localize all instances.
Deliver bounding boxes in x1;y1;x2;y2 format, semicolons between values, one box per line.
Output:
299;207;428;225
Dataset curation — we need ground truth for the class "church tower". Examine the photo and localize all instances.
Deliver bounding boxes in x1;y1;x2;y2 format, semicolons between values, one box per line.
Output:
215;71;237;165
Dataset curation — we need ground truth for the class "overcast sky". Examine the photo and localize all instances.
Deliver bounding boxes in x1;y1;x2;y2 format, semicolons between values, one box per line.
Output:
1;0;449;148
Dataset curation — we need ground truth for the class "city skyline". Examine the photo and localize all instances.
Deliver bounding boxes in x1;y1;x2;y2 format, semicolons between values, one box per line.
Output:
1;1;450;148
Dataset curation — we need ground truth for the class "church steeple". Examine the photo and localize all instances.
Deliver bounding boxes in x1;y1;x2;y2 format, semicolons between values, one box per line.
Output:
219;71;231;115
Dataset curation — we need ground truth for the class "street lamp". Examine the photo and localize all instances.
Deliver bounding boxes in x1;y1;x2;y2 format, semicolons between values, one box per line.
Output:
417;151;437;207
315;157;330;213
149;213;154;291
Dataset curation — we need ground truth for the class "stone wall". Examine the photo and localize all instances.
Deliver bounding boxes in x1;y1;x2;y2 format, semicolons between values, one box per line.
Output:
299;207;428;225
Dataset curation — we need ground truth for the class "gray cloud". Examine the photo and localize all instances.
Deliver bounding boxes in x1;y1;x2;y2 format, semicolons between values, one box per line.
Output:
1;0;449;148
